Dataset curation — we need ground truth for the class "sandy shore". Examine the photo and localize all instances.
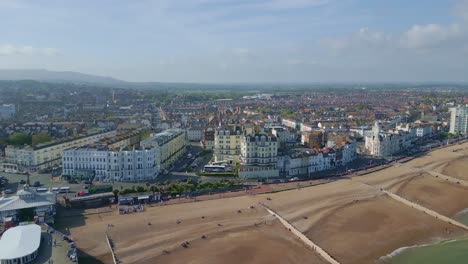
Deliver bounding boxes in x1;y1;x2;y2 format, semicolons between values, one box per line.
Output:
58;142;468;264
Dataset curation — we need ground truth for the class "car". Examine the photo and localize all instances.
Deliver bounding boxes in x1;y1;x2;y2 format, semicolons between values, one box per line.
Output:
3;189;13;194
33;181;41;187
19;180;26;184
68;178;78;184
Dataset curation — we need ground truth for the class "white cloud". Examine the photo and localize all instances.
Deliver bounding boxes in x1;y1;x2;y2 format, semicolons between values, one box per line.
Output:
0;45;61;56
286;59;317;65
261;0;332;10
455;0;468;21
401;23;464;49
0;0;27;9
321;27;393;56
322;22;468;56
231;48;258;60
42;47;61;56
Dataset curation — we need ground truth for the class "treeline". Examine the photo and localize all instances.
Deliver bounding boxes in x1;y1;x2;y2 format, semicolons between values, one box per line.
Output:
116;179;240;196
0;132;52;146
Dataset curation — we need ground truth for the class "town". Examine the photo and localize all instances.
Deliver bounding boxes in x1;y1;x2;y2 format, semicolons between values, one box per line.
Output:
0;80;467;263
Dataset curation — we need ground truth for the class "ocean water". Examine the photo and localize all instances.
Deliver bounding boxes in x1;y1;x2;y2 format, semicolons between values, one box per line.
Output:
387;238;468;264
386;209;468;264
454;208;468;226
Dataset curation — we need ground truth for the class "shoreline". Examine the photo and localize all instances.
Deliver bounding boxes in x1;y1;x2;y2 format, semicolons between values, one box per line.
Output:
379;235;468;263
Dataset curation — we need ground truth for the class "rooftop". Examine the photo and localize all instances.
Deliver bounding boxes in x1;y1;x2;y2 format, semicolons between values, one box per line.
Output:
0;224;41;260
0;189;56;212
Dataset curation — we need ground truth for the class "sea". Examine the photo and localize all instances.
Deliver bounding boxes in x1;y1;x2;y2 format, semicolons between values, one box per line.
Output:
385;209;468;264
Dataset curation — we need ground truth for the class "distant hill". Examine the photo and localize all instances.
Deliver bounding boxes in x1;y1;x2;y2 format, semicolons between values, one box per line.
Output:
0;69;127;86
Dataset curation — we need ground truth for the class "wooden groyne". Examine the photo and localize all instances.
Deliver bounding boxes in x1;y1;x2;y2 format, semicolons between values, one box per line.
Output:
259;203;341;264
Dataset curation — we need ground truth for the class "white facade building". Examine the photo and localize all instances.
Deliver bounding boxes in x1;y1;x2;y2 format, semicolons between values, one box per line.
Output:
214;126;242;163
281;118;297;129
416;126;432;138
0;188;56;224
62;146;157;182
141;128;186;170
186;127;203;142
271;126;296;147
6;129;116;172
240;134;278;166
0;104;15;120
449;106;468;135
365;122;412;157
0;224;41;264
277;150;336;177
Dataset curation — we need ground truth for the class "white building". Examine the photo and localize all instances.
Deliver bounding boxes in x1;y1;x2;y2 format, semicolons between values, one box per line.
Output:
281;118;297;129
416;126;432;138
62;146;157;182
0;104;15;120
277;149;336;177
240;134;278;166
186;127;203;142
5;129;116;172
449;106;468;135
0;224;41;264
0;188;56;224
271;126;296;147
214;126;243;164
365;122;412;157
141;128;186;170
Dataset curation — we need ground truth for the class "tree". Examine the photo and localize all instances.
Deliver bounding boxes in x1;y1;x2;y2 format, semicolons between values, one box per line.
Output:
8;133;32;146
113;189;120;201
32;132;52;146
136;186;146;193
150;185;160;193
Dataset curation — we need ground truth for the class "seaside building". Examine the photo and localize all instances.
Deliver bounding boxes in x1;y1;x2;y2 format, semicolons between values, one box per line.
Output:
5;129;116;172
277;149;336;177
0;187;56;225
140;128;186;170
62;145;157;182
449;106;468;135
365;122;412;157
238;134;279;179
0;224;41;264
214;125;243;164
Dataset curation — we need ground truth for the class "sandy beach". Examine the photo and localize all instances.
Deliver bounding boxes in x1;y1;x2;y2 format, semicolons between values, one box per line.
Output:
58;141;468;264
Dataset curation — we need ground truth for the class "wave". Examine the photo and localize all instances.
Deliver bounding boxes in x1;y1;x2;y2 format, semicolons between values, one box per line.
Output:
378;236;467;262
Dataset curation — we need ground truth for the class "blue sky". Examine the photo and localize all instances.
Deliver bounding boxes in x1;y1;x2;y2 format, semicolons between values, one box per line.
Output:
1;0;468;82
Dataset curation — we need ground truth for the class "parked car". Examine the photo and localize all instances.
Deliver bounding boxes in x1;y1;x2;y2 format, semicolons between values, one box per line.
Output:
20;180;26;184
33;181;41;187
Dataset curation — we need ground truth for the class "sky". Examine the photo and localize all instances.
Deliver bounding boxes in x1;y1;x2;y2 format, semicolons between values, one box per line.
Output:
1;0;468;83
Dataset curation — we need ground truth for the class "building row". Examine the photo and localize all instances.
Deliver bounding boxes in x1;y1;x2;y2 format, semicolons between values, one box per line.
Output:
62;146;157;182
5;129;117;172
62;128;187;182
